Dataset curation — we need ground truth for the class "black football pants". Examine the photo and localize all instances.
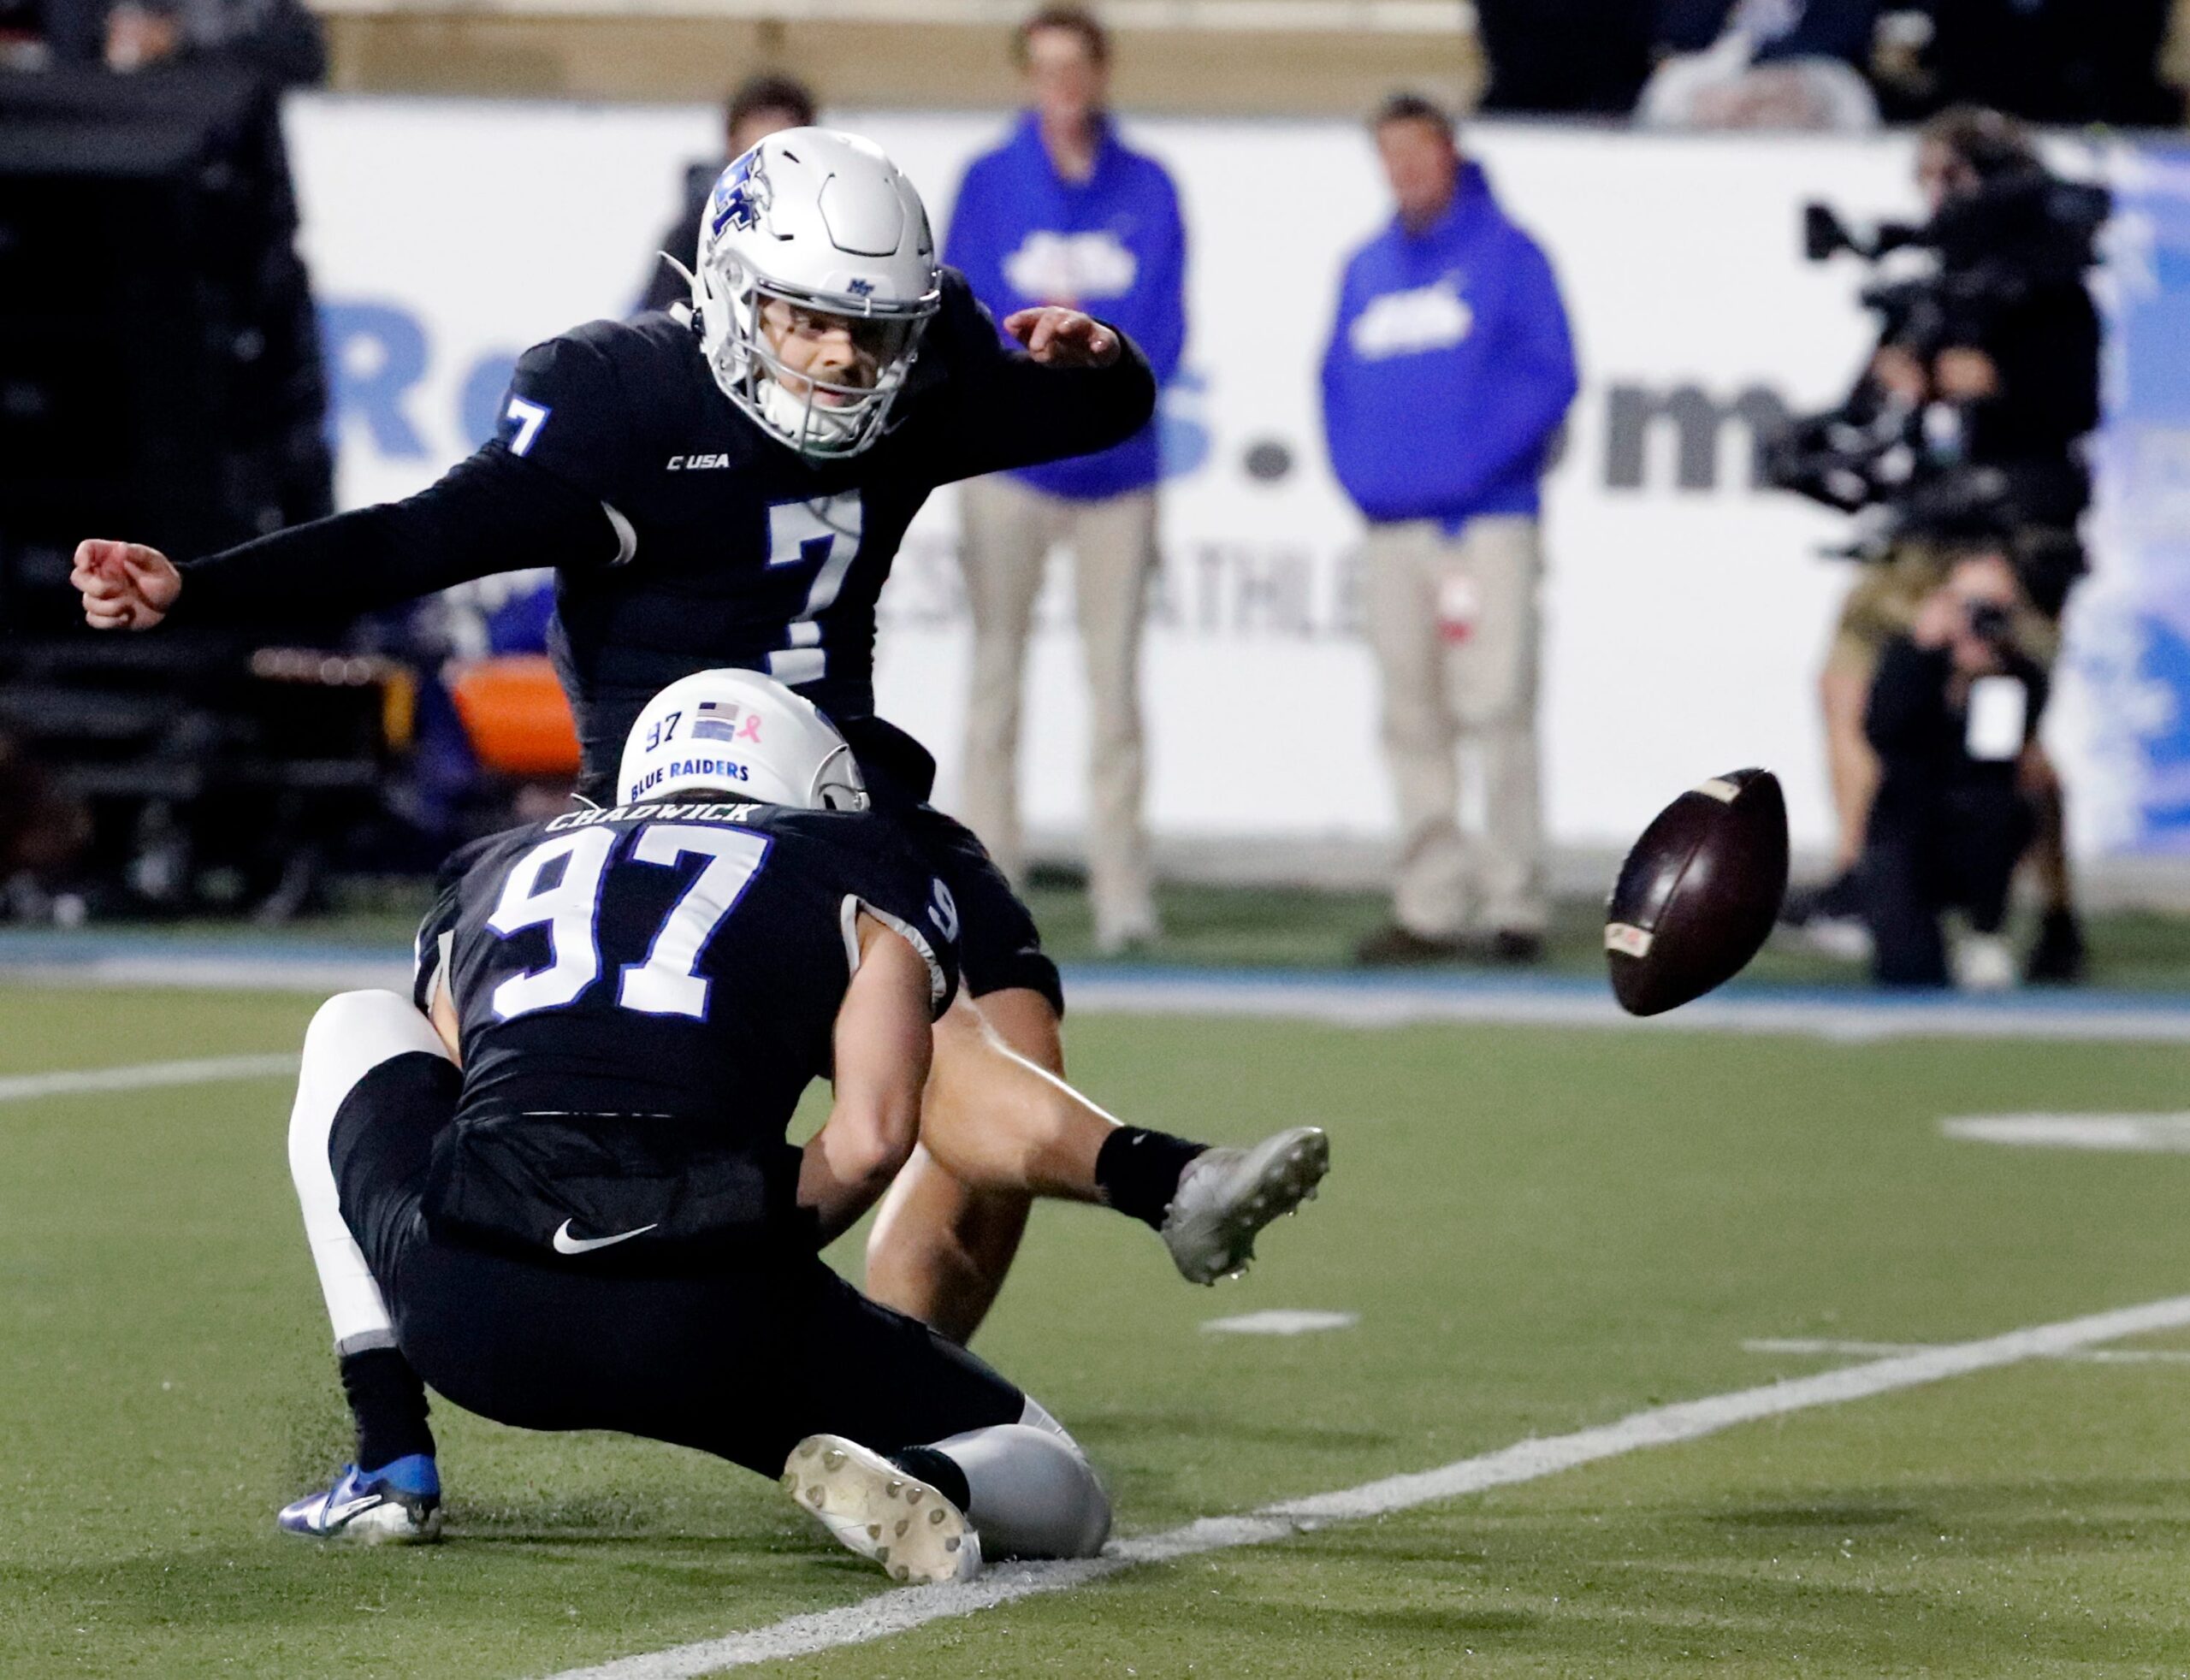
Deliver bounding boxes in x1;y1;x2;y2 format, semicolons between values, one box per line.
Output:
1861;781;2036;987
328;1050;1024;1476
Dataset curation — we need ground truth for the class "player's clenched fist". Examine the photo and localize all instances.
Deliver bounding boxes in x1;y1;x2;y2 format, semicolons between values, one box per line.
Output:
1003;307;1122;369
71;540;181;631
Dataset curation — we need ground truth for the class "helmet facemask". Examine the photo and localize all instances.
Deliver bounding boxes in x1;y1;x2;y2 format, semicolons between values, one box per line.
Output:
693;248;935;460
808;742;869;812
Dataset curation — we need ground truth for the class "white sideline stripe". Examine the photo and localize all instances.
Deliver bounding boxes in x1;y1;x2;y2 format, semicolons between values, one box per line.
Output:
1943;1114;2190;1152
540;1290;2190;1680
0;1053;300;1103
1745;1335;2190;1365
3;958;413;995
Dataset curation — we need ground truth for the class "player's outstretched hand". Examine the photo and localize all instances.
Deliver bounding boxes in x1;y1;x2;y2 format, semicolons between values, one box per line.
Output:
71;540;181;631
1003;307;1121;369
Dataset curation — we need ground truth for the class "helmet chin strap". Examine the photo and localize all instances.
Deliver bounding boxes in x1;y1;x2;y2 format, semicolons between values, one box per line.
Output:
760;373;861;451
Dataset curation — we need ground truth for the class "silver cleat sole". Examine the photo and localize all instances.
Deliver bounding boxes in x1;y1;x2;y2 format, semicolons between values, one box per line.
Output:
783;1435;980;1585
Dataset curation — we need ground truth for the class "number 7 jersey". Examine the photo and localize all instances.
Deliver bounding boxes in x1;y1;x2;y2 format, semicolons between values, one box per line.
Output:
413;799;960;1147
488;271;1156;789
165;268;1154;806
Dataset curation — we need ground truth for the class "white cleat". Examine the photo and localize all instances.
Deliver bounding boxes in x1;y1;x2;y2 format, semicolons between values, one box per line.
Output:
783;1435;982;1585
1161;1125;1330;1286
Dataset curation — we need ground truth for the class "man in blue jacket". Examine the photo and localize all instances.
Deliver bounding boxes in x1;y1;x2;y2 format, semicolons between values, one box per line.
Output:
944;5;1187;954
1323;94;1577;965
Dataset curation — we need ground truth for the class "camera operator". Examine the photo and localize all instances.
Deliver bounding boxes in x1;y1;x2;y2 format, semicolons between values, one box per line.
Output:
1861;547;2049;989
1785;105;2101;983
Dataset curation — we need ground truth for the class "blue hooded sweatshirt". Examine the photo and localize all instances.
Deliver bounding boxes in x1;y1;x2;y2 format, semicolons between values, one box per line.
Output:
1321;162;1577;527
944;112;1187;501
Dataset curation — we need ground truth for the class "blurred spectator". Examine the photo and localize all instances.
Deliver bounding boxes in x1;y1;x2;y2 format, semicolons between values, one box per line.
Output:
943;4;1185;954
1474;0;1654;115
1;0;46;65
1639;0;1881;128
636;74;817;316
0;731;90;925
9;0;334;536
103;0;323;84
0;0;317;71
1323;94;1577;967
120;1;328;532
1860;549;2045;989
117;0;328;531
1873;1;2181;127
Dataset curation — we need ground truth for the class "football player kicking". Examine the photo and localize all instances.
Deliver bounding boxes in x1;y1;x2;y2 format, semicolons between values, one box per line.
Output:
279;670;1329;1556
75;127;1269;1346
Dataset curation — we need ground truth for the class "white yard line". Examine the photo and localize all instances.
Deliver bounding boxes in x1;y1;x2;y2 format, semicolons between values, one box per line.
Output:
1202;1309;1359;1335
0;1054;300;1104
1745;1335;2190;1364
542;1290;2190;1680
1942;1114;2190;1151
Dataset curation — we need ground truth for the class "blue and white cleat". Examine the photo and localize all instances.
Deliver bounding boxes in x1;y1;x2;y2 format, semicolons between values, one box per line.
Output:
1162;1125;1331;1285
277;1454;442;1544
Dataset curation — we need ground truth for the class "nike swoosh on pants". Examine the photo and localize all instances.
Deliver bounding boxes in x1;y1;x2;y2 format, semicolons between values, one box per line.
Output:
552;1219;660;1255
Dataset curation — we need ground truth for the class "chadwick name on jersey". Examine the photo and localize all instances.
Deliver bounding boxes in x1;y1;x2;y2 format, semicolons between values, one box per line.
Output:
545;799;764;831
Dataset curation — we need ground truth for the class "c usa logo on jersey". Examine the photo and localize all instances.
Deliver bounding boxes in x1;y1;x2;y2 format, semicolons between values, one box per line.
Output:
709;152;770;240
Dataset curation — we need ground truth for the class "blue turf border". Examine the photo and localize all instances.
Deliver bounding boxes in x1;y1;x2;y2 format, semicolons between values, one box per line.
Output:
2;928;2187;1018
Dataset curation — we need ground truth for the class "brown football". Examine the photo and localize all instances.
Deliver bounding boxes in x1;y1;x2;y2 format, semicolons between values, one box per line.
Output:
1605;768;1789;1017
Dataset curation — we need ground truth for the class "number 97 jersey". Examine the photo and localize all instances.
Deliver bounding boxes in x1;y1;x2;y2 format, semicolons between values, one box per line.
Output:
413;798;960;1148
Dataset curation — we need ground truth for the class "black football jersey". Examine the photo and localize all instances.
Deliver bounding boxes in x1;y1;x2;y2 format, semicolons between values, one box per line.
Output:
413;798;959;1148
174;271;1156;790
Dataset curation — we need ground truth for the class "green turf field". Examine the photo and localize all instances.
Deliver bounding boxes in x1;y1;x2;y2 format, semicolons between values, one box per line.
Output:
5;981;2190;1676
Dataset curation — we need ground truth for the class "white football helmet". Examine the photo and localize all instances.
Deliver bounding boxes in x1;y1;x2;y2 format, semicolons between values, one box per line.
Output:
617;669;867;812
680;127;941;458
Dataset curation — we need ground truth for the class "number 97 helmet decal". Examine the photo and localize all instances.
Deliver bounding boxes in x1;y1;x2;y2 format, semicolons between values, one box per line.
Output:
677;127;941;459
618;669;868;813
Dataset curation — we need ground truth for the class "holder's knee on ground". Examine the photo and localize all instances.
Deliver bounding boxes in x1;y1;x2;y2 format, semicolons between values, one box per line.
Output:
937;1408;1112;1559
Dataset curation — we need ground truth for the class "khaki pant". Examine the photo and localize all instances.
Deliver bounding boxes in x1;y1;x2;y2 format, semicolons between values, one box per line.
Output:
957;474;1157;943
1362;515;1546;938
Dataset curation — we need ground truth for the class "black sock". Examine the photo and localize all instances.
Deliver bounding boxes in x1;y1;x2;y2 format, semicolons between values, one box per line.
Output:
1094;1127;1207;1230
891;1445;972;1514
340;1346;435;1472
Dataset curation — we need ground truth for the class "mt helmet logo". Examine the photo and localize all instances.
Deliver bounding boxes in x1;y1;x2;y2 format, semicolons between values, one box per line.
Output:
708;152;770;240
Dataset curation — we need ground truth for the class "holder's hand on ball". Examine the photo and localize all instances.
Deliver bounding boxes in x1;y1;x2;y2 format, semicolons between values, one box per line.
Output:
72;540;181;630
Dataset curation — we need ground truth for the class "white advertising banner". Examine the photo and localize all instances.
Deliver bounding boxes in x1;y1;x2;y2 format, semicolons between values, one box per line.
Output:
287;99;2094;856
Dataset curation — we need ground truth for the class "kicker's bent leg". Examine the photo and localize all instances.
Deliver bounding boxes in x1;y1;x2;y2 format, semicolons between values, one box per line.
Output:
863;989;1061;1343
